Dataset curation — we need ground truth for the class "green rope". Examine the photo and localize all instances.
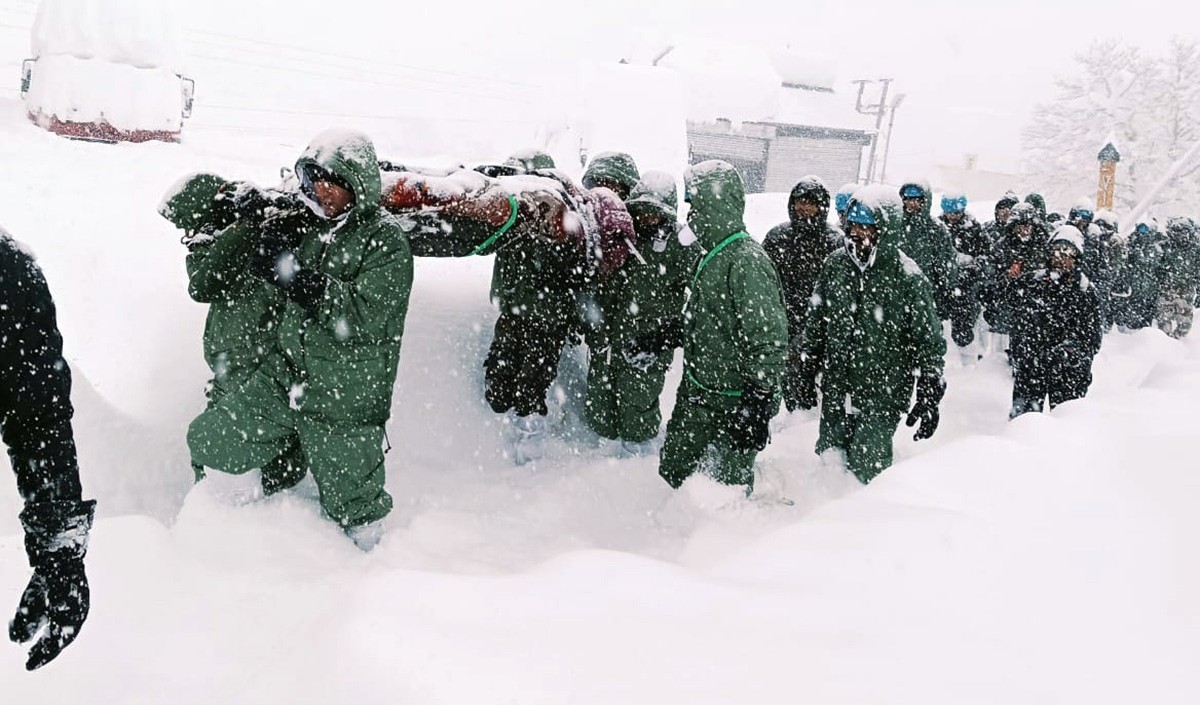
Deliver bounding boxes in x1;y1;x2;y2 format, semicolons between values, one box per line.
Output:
683;230;751;398
470;194;520;256
690;230;749;290
685;368;743;397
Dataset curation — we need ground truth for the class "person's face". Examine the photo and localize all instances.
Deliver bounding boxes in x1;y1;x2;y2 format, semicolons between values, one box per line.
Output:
847;222;878;260
634;210;666;236
944;211;964;224
592;177;631;201
792;198;820;222
996;205;1012;224
1072;216;1092;231
1050;244;1078;272
902;197;922;215
1015;222;1033;241
314;179;354;219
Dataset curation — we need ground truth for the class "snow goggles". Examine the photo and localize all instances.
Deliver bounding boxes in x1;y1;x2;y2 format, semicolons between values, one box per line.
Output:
298;163;353;201
899;185;923;199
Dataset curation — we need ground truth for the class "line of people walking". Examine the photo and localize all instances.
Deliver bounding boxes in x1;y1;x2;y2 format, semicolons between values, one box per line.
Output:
153;129;1200;553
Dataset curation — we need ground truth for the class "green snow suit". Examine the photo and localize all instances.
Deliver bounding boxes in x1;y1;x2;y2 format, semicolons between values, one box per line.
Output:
188;130;412;528
585;174;697;442
897;182;958;321
658;162;788;490
162;173;305;490
800;192;946;483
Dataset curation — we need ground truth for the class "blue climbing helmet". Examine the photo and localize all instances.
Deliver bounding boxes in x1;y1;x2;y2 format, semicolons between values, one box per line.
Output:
940;193;967;214
899;183;924;200
846;201;877;226
835;183;857;214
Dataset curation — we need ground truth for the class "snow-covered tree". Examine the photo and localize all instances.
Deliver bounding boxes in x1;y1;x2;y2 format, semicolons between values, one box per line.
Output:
1023;37;1200;219
1021;39;1157;213
1141;37;1200;217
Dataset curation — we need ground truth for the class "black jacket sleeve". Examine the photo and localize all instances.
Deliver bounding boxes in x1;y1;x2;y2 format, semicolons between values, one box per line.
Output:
0;235;82;505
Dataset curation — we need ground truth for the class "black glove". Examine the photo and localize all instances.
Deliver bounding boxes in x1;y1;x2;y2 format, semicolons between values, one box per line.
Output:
905;375;946;441
10;499;96;671
248;224;294;281
728;386;776;452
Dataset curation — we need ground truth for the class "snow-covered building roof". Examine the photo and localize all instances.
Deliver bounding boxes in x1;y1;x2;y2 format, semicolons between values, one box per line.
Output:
656;42;873;133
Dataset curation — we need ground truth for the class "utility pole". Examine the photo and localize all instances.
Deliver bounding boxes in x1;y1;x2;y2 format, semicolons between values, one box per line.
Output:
879;93;907;186
852;77;893;183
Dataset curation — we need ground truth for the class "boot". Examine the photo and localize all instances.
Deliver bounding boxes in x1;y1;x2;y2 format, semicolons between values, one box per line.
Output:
344;520;385;552
512;413;546;465
619;438;657;458
204;468;264;506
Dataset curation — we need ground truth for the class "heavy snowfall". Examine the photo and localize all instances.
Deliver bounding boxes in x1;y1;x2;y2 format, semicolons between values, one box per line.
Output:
0;0;1198;703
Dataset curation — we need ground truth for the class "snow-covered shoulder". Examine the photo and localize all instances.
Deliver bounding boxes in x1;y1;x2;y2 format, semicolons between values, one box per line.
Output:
898;249;925;279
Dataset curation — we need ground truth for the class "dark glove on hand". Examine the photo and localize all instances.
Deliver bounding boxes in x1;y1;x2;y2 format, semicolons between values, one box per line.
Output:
905;375;946;441
626;319;684;364
728;386;776;452
227;184;276;225
249;213;308;282
10;499;96;671
285;269;327;314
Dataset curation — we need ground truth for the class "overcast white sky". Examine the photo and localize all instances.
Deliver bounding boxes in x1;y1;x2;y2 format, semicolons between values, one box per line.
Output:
9;0;1196;180
615;0;1200;176
279;0;1200;177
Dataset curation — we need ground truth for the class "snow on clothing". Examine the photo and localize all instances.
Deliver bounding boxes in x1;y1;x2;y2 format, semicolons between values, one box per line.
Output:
484;199;589;418
1077;222;1114;330
581;152;640;197
1112;225;1163;330
0;233;91;509
162;175;310;490
939;210;990;346
1155;221;1200;339
1009;267;1102;416
585;173;697;443
985;206;1050;335
188;130;410;529
762;177;843;412
0;232;96;670
897;181;958;320
799;189;946;484
183;219;288;402
658;161;788;491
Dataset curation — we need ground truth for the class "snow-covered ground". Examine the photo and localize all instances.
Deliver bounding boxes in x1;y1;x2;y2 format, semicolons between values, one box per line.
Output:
0;6;1198;702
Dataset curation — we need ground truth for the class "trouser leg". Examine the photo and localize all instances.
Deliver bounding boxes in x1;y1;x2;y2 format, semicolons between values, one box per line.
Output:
299;416;392;529
187;365;297;478
584;335;619;439
844;411;899;484
610;351;670;443
659;390;754;491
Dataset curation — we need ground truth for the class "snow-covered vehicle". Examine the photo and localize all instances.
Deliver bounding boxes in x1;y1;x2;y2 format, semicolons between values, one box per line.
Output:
19;0;193;143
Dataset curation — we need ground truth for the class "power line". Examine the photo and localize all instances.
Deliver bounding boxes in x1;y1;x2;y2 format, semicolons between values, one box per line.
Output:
197;102;538;125
188;51;526;102
184;36;531;99
187;27;539;90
